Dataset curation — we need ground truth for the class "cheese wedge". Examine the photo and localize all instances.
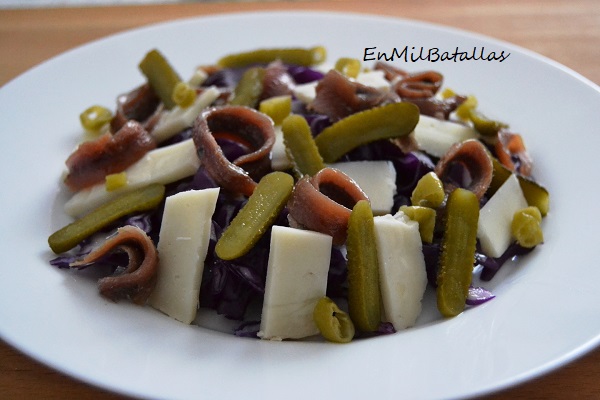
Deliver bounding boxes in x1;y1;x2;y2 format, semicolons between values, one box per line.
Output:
374;212;427;330
64;138;200;217
148;188;220;324
258;226;332;340
151;86;220;143
354;70;391;91
270;125;293;171
329;161;397;215
478;174;528;257
292;81;318;104
413;115;479;157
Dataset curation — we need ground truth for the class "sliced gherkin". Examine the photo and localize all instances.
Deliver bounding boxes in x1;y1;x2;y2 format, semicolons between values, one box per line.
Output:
346;200;381;332
436;188;479;318
229;67;265;108
281;114;325;177
314;102;420;163
215;172;294;260
138;49;182;110
217;46;326;68
48;184;165;254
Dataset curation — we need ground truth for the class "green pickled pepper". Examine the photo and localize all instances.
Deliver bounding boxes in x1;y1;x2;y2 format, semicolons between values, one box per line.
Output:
399;205;436;244
313;296;355;343
259;95;292;125
411;171;445;209
512;206;544;248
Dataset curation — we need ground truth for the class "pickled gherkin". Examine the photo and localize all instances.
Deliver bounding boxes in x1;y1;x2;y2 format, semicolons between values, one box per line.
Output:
217;46;326;68
281;114;325;177
436;188;479;318
138;49;182;110
346;200;381;332
48;184;165;254
229;67;265;108
314;102;420;163
215;172;294;260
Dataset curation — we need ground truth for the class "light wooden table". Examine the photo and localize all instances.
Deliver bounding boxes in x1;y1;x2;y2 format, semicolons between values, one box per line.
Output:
1;1;599;399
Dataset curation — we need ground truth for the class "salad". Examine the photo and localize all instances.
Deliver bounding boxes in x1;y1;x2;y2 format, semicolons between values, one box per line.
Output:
48;46;549;343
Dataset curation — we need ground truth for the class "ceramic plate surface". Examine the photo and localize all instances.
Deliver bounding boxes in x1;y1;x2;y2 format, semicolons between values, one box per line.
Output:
1;11;599;400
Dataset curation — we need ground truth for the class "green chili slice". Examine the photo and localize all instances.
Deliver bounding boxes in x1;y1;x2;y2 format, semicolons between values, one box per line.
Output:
259;95;292;125
313;296;355;343
105;172;127;192
314;102;420;163
453;94;478;121
468;109;508;137
346;200;381;332
172;81;196;108
489;157;550;216
281;114;325;177
334;57;361;78
217;46;326;68
138;49;182;110
215;171;294;260
511;206;544;248
48;184;165;254
399;205;436;244
436;188;479;318
229;67;265;108
411;171;445;209
80;105;113;133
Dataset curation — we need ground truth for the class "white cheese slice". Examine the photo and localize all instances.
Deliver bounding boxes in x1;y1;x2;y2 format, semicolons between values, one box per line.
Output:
478;174;528;257
374;213;428;330
64;138;200;217
328;161;396;215
187;68;208;87
151;86;220;143
270;125;292;171
354;70;391;91
413;115;479;158
258;226;332;340
292;81;318;104
148;188;219;324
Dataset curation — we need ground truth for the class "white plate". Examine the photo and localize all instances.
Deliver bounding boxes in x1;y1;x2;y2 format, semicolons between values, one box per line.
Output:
1;11;599;400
